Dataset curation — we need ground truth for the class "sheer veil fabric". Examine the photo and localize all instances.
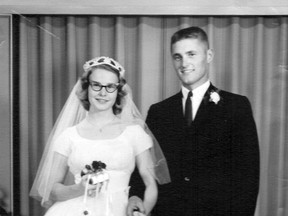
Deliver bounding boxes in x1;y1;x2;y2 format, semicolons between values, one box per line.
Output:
29;80;87;207
30;77;171;208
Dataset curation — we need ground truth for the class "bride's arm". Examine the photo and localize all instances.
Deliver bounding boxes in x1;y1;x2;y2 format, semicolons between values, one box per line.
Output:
136;150;158;215
49;153;95;201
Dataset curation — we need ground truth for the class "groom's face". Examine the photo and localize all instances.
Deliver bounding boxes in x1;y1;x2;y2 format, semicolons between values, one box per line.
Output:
171;38;213;90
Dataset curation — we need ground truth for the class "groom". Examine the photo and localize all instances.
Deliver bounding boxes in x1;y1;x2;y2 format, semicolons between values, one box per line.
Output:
129;26;259;216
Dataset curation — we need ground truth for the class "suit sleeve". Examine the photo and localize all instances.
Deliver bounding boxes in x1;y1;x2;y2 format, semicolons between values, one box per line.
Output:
231;96;260;215
146;105;159;136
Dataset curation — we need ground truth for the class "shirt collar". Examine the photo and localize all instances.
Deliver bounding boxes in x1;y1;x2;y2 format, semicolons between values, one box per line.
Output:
181;80;210;99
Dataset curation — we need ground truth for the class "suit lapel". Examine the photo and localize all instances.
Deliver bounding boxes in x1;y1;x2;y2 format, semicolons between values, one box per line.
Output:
173;85;223;131
193;83;219;125
160;91;187;143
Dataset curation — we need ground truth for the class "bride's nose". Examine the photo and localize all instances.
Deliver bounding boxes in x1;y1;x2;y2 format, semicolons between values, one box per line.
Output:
98;87;107;96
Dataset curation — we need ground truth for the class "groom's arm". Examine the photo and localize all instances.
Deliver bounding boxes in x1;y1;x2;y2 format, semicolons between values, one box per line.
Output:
230;96;260;215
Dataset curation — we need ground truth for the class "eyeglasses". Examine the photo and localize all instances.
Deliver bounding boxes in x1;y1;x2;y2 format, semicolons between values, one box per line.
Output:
89;81;119;93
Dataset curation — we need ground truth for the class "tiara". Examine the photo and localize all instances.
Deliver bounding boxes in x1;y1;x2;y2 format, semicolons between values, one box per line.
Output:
83;56;125;77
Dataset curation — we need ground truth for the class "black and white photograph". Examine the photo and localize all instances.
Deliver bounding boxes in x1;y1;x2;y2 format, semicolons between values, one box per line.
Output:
0;0;288;215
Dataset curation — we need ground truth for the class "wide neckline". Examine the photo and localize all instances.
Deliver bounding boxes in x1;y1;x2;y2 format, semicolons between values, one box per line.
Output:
73;124;134;141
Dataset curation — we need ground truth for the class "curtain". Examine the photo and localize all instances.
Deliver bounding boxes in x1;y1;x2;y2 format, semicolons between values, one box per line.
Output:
17;15;288;216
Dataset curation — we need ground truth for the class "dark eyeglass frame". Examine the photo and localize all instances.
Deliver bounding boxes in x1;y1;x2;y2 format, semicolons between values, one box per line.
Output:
89;81;119;93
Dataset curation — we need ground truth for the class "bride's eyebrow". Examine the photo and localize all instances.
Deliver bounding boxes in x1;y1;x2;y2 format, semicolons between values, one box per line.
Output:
89;80;100;83
89;80;118;85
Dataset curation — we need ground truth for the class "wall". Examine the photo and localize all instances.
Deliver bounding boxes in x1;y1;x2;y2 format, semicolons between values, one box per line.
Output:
0;0;287;15
0;15;12;213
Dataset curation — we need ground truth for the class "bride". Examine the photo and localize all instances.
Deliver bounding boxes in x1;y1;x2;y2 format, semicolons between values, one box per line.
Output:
30;56;170;216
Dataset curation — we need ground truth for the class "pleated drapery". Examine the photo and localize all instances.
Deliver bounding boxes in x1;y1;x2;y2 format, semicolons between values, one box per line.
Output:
17;15;288;216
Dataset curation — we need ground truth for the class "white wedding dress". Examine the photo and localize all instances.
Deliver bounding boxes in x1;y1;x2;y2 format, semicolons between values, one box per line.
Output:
44;124;152;216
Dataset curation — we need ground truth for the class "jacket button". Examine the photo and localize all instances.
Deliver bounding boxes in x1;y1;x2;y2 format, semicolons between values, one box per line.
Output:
184;177;190;181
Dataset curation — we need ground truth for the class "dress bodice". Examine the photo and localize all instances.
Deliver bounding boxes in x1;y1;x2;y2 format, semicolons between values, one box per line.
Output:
54;124;152;192
44;124;152;216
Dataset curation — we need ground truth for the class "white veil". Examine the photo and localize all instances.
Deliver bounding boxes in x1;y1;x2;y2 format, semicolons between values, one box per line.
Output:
30;57;171;208
29;80;87;207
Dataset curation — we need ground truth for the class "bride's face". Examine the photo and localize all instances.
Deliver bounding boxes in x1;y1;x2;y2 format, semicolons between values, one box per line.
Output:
88;68;119;113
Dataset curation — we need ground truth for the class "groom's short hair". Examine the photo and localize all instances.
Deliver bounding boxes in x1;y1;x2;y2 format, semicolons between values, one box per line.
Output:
170;26;209;50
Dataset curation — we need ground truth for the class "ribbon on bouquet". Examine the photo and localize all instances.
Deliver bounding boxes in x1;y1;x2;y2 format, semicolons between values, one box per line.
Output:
81;174;112;216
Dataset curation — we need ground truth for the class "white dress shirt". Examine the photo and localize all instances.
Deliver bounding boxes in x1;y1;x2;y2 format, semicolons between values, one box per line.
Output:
182;80;210;120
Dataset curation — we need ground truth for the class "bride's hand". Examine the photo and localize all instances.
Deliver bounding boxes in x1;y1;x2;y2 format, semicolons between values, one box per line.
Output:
88;182;108;197
127;196;145;216
81;175;109;197
80;175;97;194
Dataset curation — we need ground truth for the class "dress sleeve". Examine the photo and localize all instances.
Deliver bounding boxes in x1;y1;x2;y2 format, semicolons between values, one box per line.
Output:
129;125;153;156
53;128;72;157
29;127;74;208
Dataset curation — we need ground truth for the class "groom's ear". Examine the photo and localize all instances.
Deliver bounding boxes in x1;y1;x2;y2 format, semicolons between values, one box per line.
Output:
207;48;214;63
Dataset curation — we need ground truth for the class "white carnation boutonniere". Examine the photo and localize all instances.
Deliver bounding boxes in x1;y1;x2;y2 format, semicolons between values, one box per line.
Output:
209;91;221;104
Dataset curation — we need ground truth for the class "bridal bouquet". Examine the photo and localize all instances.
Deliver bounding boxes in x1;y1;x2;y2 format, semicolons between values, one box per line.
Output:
80;161;109;185
80;161;110;215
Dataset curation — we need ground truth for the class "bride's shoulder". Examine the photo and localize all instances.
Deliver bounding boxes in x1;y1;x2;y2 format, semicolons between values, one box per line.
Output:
58;125;78;137
122;123;147;136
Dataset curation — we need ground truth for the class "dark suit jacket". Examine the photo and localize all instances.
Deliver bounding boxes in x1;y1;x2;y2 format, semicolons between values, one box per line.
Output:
131;83;259;216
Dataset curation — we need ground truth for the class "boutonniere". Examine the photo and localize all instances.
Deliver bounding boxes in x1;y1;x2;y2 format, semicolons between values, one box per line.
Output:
209;91;221;104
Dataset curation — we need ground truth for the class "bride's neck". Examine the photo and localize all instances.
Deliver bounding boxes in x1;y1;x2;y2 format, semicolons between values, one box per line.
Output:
87;110;115;124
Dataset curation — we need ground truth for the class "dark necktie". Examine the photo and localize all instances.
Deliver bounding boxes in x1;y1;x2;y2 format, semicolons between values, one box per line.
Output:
185;91;193;126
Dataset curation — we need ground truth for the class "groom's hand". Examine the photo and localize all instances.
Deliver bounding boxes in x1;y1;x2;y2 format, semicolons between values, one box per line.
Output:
127;196;145;216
